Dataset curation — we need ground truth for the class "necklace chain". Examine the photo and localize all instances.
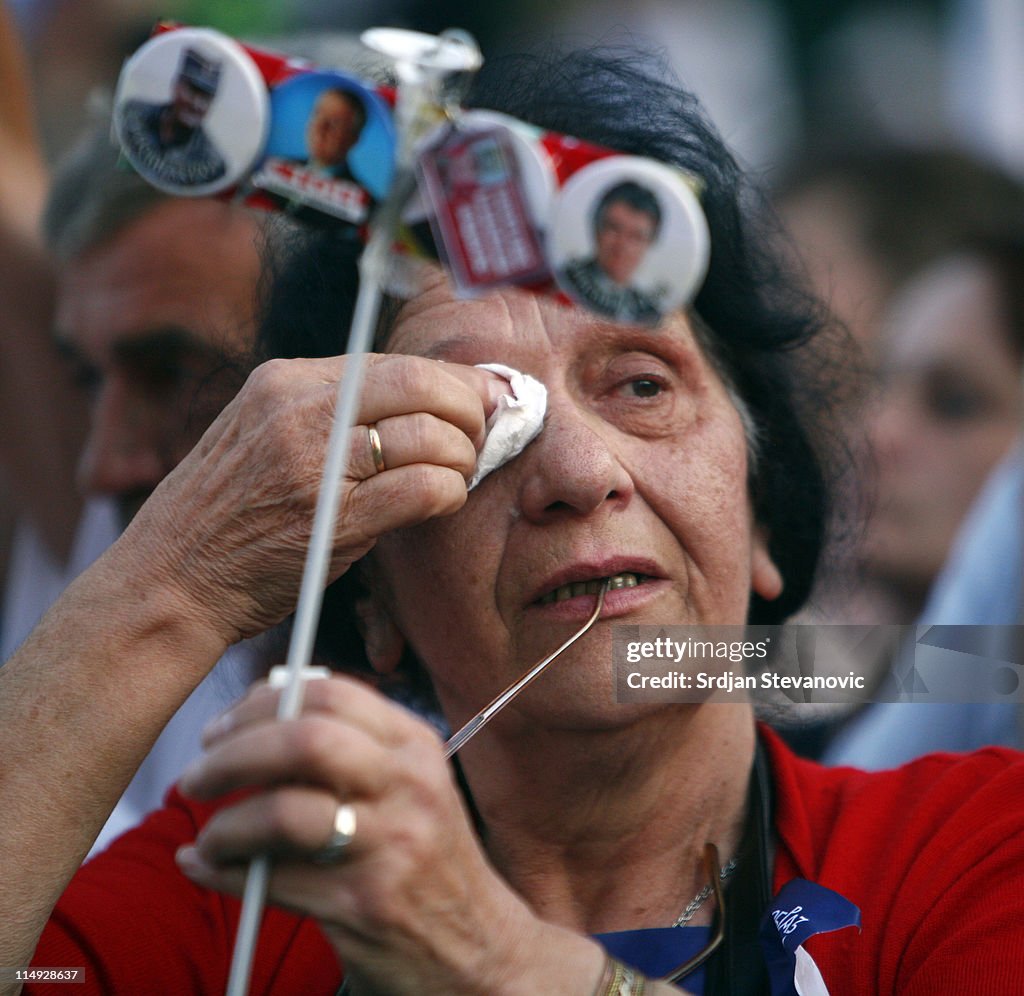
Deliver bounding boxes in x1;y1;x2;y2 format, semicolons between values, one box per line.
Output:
671;856;739;926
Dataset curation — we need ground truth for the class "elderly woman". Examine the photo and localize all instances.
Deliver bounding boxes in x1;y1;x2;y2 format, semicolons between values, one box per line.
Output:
3;49;1023;996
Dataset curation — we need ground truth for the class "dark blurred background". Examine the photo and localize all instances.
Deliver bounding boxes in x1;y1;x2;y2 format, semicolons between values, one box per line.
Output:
9;0;1023;184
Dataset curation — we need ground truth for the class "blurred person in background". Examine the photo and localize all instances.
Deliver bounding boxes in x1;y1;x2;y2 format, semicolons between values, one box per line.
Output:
0;0;83;638
776;147;1024;372
774;149;1024;625
42;123;262;536
824;236;1024;768
776;151;1024;622
767;148;1024;757
1;91;275;852
859;239;1024;622
824;442;1024;768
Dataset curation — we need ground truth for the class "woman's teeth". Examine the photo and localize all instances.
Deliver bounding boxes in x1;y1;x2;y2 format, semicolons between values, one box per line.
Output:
539;572;645;604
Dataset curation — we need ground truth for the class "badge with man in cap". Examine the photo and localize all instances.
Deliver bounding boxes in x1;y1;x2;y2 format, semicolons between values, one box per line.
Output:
117;38;231;191
114;27;270;197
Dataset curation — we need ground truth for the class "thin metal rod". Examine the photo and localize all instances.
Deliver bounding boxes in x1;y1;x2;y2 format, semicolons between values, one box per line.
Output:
444;581;608;758
224;33;447;985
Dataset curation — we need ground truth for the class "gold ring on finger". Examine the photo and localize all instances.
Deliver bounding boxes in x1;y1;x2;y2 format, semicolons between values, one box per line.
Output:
367;423;386;475
312;801;357;864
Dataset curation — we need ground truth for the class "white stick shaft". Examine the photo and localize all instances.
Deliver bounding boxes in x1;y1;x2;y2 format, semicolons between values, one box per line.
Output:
224;35;473;990
224;238;387;996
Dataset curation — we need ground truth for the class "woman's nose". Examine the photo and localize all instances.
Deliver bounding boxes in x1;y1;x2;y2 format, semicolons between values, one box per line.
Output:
515;399;635;523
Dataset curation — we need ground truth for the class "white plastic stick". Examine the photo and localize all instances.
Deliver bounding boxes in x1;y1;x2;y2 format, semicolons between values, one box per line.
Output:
224;294;379;996
224;30;482;996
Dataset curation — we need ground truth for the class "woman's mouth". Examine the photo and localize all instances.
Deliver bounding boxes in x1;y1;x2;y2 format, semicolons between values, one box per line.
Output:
537;572;649;605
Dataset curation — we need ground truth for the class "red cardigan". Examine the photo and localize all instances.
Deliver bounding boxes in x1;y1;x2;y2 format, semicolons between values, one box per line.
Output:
31;727;1024;994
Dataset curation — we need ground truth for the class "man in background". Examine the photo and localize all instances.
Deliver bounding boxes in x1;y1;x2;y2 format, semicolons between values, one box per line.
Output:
3;118;271;854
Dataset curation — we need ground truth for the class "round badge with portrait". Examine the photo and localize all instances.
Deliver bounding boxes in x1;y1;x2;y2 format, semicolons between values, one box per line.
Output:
249;70;395;227
547;157;711;326
113;27;269;197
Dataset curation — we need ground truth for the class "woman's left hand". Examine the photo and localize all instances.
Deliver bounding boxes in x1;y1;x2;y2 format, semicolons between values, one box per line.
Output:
176;675;606;996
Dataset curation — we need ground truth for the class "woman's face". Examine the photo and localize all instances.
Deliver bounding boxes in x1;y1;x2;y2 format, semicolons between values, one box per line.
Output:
366;272;781;729
864;254;1023;598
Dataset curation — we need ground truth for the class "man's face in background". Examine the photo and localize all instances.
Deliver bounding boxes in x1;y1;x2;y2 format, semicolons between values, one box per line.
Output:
54;199;263;528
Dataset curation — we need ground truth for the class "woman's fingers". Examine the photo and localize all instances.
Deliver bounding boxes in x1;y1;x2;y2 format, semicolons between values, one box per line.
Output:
176;830;371;927
185;678;447;808
348;413;478;482
185;785;350;863
202;676;418;749
180;714;396;802
355;356;507;447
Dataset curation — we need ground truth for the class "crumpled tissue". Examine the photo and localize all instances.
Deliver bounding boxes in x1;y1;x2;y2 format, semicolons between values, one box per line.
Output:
468;363;547;490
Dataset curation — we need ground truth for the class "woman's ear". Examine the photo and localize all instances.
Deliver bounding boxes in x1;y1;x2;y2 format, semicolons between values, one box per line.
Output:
751;526;784;602
355;594;406;675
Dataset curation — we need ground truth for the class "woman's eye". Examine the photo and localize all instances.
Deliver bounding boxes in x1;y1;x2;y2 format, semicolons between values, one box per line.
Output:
622;377;663;398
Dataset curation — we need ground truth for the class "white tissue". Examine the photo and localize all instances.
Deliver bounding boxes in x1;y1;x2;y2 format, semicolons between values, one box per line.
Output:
468;363;547;490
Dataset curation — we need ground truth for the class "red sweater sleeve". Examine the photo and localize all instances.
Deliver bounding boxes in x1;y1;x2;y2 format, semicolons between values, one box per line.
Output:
30;787;341;995
764;726;1024;994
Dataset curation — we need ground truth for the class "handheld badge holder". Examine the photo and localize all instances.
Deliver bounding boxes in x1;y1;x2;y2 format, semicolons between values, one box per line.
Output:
113;22;714;994
114;23;712;325
219;28;483;996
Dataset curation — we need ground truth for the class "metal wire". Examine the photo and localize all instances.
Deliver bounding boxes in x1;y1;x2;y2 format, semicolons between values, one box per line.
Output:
444;580;609;758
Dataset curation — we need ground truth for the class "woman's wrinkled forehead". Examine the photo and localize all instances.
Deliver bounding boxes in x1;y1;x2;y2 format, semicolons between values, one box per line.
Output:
380;268;760;472
379;266;704;363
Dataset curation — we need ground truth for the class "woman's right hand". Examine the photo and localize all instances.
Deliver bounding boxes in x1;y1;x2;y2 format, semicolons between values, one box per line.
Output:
122;354;508;648
177;675;611;996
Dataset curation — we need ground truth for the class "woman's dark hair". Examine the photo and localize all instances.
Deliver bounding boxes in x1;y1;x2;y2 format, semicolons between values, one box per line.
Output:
258;47;847;679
